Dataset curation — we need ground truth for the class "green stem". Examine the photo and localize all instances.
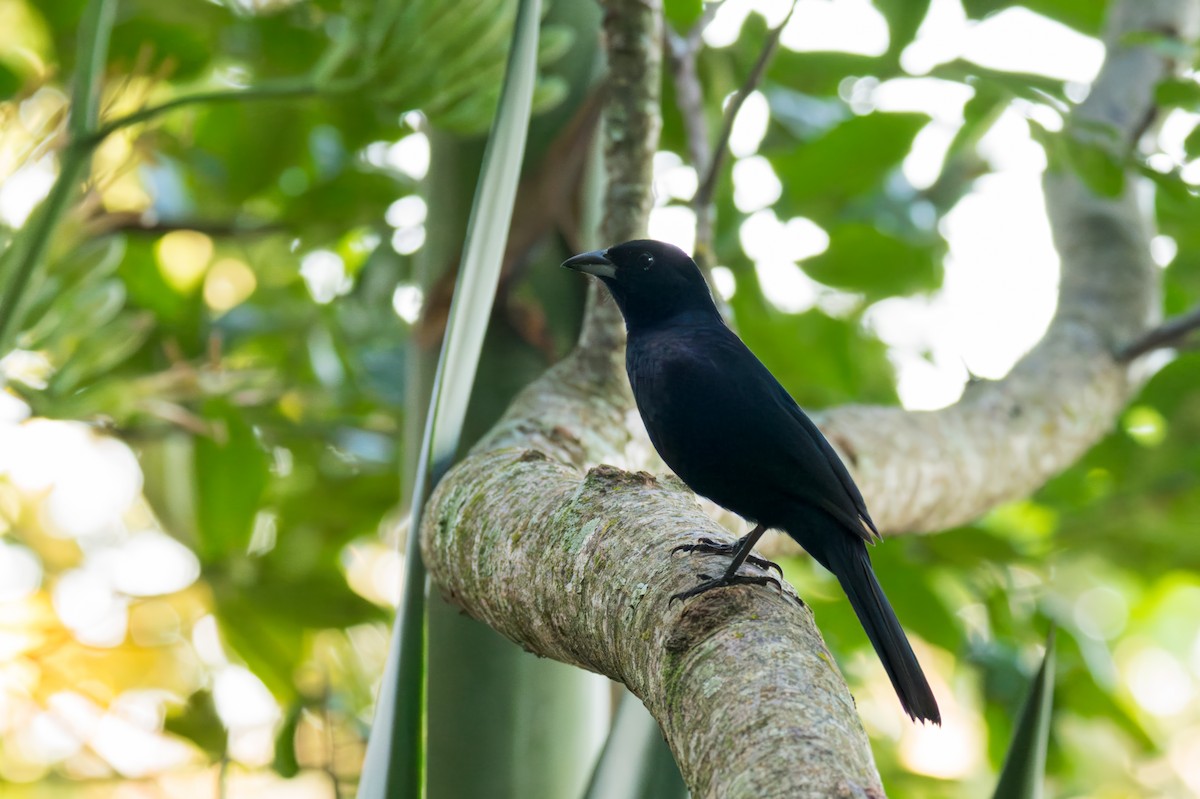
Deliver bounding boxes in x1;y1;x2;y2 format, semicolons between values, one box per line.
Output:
83;80;322;146
0;0;116;352
2;77;322;352
359;1;544;796
389;431;438;792
0;147;90;352
70;0;117;138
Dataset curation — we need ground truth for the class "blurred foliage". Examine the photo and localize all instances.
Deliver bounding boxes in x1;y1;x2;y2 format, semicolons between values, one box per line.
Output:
2;0;1200;796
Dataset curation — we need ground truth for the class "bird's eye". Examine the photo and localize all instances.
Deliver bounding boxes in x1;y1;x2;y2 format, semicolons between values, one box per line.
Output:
639;253;654;270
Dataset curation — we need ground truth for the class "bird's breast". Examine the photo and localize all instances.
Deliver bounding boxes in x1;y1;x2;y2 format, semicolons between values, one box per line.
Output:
625;330;778;522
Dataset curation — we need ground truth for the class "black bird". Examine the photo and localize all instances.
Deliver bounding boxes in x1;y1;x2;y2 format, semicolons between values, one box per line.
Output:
563;239;940;724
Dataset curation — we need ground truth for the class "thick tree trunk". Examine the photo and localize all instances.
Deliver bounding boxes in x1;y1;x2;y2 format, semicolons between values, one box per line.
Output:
421;0;1199;795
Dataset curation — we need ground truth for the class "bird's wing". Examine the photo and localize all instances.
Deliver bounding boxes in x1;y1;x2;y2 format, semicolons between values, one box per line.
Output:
700;325;880;543
767;380;880;542
630;323;880;543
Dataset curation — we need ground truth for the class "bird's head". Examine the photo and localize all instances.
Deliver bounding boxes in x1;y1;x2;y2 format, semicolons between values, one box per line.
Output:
561;239;719;330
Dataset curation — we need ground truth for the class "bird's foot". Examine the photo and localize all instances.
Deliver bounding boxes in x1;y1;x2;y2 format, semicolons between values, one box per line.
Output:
671;536;783;576
669;572;783;605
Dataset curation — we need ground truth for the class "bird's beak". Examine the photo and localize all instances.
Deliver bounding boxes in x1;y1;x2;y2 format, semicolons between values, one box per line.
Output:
561;249;616;279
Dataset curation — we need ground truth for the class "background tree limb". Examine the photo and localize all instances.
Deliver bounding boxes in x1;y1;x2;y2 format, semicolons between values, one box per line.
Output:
809;0;1198;537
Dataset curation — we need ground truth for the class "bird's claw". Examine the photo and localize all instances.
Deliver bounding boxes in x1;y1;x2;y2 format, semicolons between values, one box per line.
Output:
669;572;784;605
670;537;783;576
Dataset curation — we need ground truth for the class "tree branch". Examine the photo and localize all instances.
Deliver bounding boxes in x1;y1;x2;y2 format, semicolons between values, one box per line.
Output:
1116;303;1200;361
687;0;796;272
424;450;883;798
692;1;795;215
420;0;1197;795
91;213;285;238
80;80;321;147
665;3;723;181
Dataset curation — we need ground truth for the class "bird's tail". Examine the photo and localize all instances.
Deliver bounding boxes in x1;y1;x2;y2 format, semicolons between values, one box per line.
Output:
829;542;941;724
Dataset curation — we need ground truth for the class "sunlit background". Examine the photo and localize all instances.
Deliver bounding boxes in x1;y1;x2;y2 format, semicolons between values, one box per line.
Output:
3;0;1200;795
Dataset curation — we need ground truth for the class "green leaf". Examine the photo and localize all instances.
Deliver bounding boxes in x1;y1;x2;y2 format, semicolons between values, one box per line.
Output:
357;1;544;797
1037;117;1128;199
235;10;331;79
186;101;310;204
929;59;1067;106
961;0;1105;36
107;0;230;79
49;310;153;394
23;236;126;349
950;84;1008;159
194;401;270;562
117;237;200;328
215;589;304;700
1140;163;1196;211
210;566;384;706
993;628;1056;799
1184;122;1200;161
1155;77;1200;109
1056;646;1156;752
279;169;404;234
922;84;1008;209
165;690;227;760
802;224;941;298
273;701;305;778
873;0;931;60
664;0;703;31
730;12;894;101
0;62;20;100
770;112;928;219
767;50;889;97
37;0;88;32
537;24;574;66
109;18;217;81
1063;134;1126;197
0;0;115;353
922;524;1024;569
235;570;387;630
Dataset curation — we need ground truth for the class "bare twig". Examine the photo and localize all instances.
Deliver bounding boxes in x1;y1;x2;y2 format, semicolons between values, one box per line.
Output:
1117;304;1200;361
93;213;284;238
81;80;321;147
690;1;797;268
665;3;724;177
692;1;796;211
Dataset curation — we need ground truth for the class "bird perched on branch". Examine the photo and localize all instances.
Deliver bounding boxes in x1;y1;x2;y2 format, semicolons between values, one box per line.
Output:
563;239;940;724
